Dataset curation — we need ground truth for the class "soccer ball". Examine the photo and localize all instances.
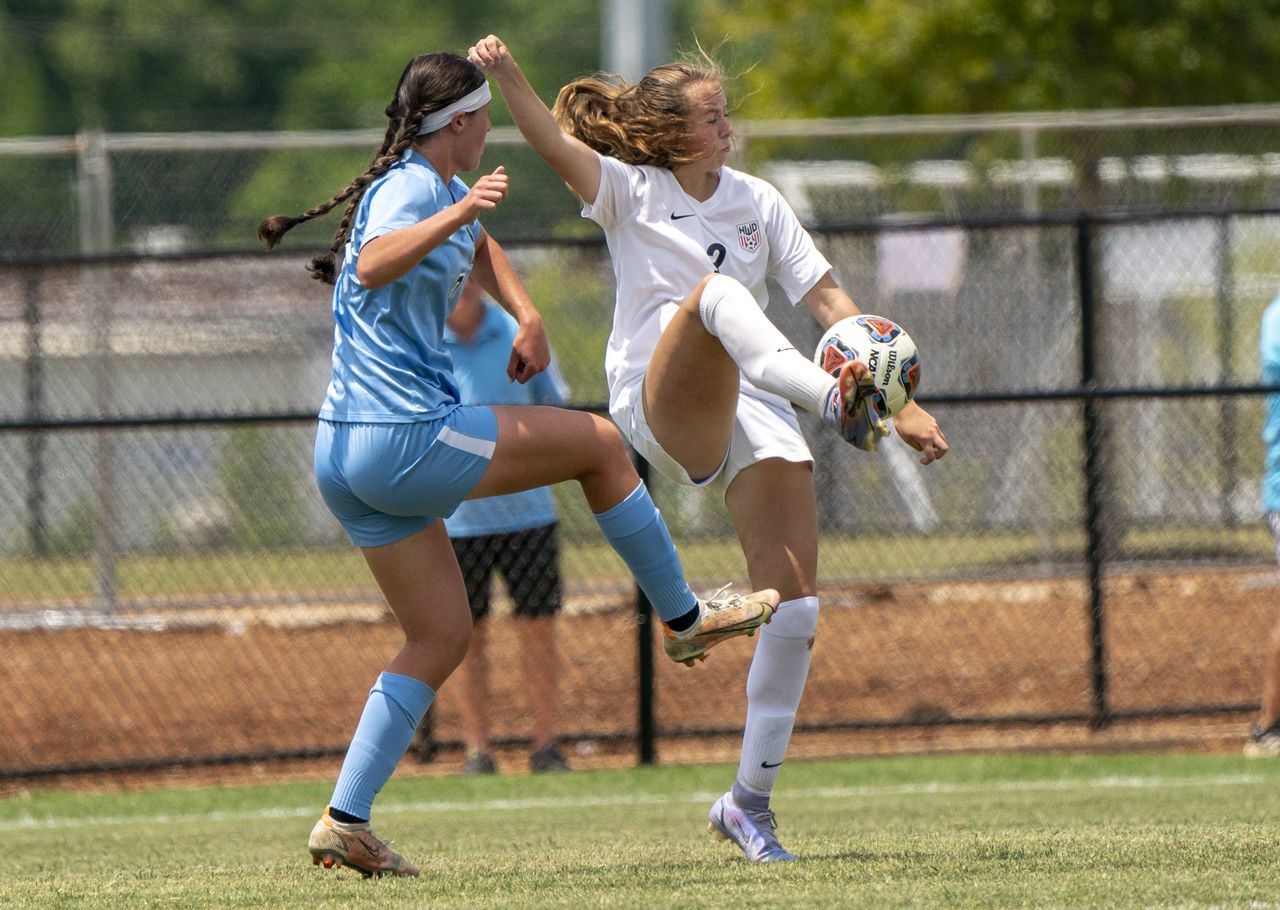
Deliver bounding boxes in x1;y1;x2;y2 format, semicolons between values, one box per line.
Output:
814;315;921;419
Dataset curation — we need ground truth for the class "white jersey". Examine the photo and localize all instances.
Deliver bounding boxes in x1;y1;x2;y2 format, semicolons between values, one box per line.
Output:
583;153;832;413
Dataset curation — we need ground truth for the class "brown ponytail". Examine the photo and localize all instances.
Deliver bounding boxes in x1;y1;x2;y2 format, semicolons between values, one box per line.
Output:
552;60;724;170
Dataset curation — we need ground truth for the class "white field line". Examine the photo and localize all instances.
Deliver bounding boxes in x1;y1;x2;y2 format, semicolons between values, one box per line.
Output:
1;773;1264;834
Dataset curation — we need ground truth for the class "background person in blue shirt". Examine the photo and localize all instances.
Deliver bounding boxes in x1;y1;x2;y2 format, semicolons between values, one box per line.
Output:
1252;294;1280;757
258;51;778;878
441;278;572;775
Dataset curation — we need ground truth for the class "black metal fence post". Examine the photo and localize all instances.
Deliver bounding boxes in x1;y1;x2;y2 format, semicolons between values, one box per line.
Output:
633;455;657;765
23;269;46;555
1217;214;1239;526
1077;218;1110;731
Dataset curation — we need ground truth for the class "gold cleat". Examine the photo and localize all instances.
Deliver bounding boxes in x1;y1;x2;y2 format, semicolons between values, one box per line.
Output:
663;588;779;666
307;807;420;878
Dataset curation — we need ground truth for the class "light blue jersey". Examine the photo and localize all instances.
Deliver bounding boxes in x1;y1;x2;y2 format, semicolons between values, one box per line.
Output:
444;301;571;536
1261;293;1280;512
319;149;479;422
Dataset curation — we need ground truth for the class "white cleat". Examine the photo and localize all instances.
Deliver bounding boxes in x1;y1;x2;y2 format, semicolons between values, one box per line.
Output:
827;359;889;452
707;792;797;862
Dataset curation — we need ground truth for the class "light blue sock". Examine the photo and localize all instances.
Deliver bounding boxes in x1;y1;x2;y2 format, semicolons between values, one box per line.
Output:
329;671;435;821
593;482;698;623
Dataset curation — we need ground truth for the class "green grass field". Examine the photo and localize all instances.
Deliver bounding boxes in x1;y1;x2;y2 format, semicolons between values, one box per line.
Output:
3;752;1278;908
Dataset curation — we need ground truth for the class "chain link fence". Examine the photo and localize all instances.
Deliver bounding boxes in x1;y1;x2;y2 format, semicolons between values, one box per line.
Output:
3;107;1280;777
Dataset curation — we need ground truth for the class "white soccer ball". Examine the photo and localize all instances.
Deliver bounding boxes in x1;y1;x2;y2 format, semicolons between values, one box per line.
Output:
814;314;921;419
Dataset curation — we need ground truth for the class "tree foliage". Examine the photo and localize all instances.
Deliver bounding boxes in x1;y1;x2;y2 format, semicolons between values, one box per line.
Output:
0;6;54;135
8;1;1280;253
1;0;604;135
7;1;1280;138
694;0;1280;118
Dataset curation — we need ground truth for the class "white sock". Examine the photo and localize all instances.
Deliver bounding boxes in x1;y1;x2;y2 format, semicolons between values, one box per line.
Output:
698;274;836;416
732;596;819;807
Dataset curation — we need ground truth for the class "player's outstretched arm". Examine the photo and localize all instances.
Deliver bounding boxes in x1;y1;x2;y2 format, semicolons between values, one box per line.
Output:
802;271;863;329
356;167;509;289
469;35;601;204
471;228;550;384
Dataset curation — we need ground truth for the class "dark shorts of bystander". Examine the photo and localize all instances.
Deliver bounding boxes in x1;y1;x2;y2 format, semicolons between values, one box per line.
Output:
451;523;562;619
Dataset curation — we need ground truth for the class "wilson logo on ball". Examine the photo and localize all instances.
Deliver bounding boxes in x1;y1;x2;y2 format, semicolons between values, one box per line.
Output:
814;315;921;418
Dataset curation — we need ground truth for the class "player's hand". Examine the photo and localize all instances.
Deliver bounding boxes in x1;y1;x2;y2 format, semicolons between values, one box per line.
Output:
507;313;550;383
468;35;517;78
465;166;508;213
893;401;948;464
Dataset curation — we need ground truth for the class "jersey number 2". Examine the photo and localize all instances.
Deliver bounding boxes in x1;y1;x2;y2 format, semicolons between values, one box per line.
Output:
706;242;727;271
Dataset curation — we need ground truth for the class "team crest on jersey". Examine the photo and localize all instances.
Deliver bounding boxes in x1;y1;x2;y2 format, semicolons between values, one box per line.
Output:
737;220;762;253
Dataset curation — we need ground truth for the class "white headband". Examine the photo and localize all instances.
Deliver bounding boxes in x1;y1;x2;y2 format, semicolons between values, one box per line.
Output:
415;83;492;136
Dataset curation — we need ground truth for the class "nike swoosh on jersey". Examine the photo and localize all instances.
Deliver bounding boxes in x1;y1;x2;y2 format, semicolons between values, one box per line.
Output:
670;212;696;220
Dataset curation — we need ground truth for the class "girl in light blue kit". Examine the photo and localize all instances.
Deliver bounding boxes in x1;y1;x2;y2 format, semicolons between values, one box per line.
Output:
258;51;778;878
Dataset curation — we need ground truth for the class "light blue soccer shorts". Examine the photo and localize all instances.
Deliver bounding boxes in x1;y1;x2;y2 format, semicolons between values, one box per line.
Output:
314;406;498;548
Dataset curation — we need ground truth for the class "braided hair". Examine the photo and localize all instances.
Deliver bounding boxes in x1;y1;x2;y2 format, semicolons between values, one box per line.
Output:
257;53;485;284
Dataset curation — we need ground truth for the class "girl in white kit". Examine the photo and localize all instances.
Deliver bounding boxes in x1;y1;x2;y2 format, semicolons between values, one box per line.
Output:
470;33;948;862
